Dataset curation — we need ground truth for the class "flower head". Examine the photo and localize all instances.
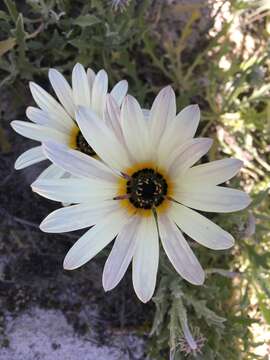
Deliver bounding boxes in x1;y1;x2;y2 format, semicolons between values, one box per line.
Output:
32;86;251;303
178;325;206;357
111;0;131;12
11;63;128;181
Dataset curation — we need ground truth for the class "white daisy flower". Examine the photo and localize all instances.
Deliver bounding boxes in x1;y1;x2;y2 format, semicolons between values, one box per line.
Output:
32;87;251;303
11;63;128;181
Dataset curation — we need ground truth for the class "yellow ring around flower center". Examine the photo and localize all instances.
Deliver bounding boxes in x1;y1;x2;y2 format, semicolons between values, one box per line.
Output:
117;162;174;217
69;125;80;149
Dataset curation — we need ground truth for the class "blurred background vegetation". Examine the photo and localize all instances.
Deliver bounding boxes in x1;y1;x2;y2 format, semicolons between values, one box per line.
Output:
0;0;269;359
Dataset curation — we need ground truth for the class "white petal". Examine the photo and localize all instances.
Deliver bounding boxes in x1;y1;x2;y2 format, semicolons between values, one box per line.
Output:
26;107;48;125
159;216;205;285
158;104;200;165
26;107;71;134
11;120;69;143
72;63;91;108
168;202;234;250
14;146;46;170
29;82;74;130
76;106;130;171
174;104;200;139
182;319;198;351
182;158;243;185
174;185;251;213
40;200;120;233
103;215;140;291
168;138;213;176
110;80;128;106
31;178;117;203
142;109;150;120
149;86;176;148
35;163;66;181
91;69;108;118
105;94;123;142
132;216;159;303
121;95;151;162
49;68;76;117
43;141;118;182
63;208;129;270
87;68;96;96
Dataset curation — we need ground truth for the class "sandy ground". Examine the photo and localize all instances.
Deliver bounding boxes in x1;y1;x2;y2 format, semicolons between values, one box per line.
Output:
0;307;145;360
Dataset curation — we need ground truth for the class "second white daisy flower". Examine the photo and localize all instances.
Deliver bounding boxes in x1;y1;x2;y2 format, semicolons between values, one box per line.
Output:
11;63;128;180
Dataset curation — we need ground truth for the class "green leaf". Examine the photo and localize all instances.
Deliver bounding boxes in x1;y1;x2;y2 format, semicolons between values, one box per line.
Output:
0;10;10;21
3;0;18;23
14;14;26;57
15;14;25;37
250;188;270;208
244;244;270;268
257;292;270;324
151;277;170;336
249;84;270;101
185;297;226;329
73;14;100;28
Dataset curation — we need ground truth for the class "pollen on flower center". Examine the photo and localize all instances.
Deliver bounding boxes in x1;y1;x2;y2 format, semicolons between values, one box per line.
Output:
116;163;173;216
127;168;168;209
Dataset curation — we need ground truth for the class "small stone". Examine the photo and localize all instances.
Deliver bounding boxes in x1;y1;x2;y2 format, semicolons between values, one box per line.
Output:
51;342;61;350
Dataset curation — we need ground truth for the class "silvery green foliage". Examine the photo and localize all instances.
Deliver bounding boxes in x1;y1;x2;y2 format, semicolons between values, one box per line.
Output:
150;276;225;359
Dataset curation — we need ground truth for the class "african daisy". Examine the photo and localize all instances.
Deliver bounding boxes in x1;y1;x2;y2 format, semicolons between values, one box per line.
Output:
11;63;128;180
32;87;251;303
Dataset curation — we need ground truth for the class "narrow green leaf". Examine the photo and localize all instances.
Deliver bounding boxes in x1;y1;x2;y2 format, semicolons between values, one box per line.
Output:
3;0;18;23
250;188;269;208
73;14;100;28
14;13;26;61
0;10;10;21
